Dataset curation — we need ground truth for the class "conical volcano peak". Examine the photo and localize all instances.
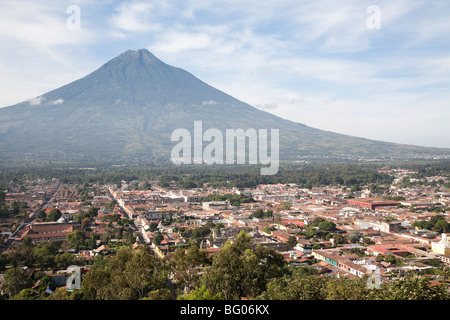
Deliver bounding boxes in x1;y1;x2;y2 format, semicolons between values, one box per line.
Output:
121;48;158;61
107;48;164;68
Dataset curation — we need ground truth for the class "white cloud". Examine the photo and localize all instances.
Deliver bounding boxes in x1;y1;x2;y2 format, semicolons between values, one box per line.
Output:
28;96;45;105
149;31;212;53
0;1;93;48
202;100;218;105
111;1;159;32
50;99;64;105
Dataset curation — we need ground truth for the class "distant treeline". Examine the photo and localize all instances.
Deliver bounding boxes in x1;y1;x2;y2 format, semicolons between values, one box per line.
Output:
0;160;449;190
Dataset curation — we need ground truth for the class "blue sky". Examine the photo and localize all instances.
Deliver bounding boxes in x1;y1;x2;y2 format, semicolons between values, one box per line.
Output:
0;0;449;148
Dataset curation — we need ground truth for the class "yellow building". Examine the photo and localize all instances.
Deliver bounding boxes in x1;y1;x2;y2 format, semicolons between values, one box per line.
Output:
432;233;450;255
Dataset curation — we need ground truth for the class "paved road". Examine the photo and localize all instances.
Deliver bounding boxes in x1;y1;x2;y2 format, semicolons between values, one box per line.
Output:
106;187;162;258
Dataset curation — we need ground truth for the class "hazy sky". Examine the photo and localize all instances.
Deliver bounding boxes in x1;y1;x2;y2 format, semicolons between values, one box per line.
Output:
0;0;449;148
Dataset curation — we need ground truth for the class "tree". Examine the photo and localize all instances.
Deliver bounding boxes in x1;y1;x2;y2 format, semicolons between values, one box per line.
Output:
433;219;450;233
304;226;316;239
20;236;35;267
325;276;370;300
281;202;292;210
149;222;158;232
38;274;56;294
80;267;112;300
37;209;46;220
260;274;328;300
144;288;173;300
311;217;326;226
55;252;75;269
241;245;285;298
318;221;336;232
202;231;285;299
123;249;168;300
332;233;347;245
0;253;7;272
173;245;210;293
11;289;39;300
2;267;33;296
349;231;362;243
287;236;297;248
202;231;252;299
153;232;163;245
33;242;60;268
374;275;448;300
215;223;224;230
105;200;116;210
81;217;92;229
177;285;223;300
46;209;62;222
385;254;403;266
67;230;87;251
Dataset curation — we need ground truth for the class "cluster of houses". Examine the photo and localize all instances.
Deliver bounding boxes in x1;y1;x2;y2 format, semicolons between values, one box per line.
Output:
1;168;450;291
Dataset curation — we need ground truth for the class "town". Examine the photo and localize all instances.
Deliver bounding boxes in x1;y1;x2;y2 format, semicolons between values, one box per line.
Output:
1;164;450;300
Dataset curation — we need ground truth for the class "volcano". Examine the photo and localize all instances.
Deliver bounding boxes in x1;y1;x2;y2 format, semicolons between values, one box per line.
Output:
0;49;448;163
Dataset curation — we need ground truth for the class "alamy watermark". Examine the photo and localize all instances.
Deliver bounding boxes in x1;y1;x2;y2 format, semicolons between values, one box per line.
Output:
170;121;279;175
66;265;81;290
366;267;382;290
66;5;81;30
367;5;381;30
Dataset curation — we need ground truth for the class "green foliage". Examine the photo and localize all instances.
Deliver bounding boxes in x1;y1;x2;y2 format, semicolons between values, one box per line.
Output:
81;247;169;300
2;267;33;296
45;209;62;222
173;245;210;293
180;226;211;240
11;289;40;300
143;288;173;300
433;219;450;233
412;215;450;233
287;236;297;248
177;285;223;300
201;231;286;300
148;222;158;232
260;274;328;300
153;232;164;245
38;275;56;294
260;272;448;300
332;233;348;244
67;230;88;252
0;163;398;191
374;275;449;300
318;221;336;232
201;193;255;206
33;242;61;268
250;208;273;219
75;207;99;224
0;200;28;219
311;218;326;226
281;202;292;210
55;252;75;269
349;231;362;243
104;200;116;210
384;254;404;266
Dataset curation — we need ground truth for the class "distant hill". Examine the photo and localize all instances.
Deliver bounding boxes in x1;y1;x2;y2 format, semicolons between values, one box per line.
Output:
0;49;448;163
